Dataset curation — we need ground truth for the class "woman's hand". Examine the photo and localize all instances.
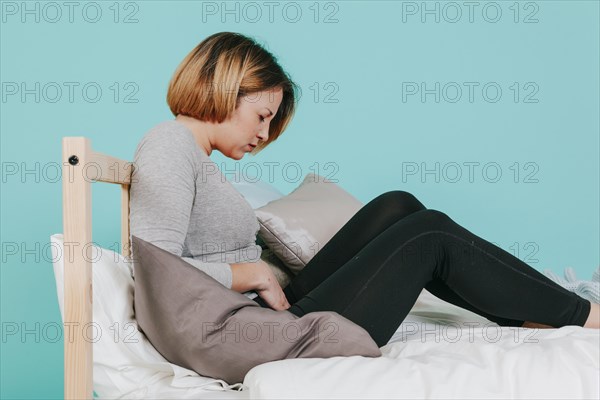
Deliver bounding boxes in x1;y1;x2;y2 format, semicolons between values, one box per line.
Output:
230;260;291;311
254;260;291;311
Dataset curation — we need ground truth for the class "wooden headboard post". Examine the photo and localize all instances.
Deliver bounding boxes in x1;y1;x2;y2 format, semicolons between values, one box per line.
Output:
61;137;133;400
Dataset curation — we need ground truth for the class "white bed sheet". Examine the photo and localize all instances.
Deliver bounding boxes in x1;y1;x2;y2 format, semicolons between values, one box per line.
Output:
119;289;599;399
242;290;600;399
243;326;599;399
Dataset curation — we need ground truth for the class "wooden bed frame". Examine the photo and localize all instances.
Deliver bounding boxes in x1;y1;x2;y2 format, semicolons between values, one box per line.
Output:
61;137;133;400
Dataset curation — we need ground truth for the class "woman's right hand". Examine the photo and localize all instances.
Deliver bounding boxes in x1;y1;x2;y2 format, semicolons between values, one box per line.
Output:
230;260;291;311
253;260;291;311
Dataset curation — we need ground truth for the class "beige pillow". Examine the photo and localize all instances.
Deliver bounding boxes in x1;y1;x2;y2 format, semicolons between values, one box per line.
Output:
254;173;363;274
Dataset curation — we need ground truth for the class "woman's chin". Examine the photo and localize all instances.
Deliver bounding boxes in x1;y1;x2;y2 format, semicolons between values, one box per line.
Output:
224;149;243;160
238;148;253;159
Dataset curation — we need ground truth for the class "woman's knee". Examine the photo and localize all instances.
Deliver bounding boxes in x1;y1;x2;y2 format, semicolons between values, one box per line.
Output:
374;190;425;212
359;191;428;229
415;209;452;226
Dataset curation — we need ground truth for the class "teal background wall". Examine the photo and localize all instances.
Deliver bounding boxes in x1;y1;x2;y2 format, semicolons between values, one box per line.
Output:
1;1;598;398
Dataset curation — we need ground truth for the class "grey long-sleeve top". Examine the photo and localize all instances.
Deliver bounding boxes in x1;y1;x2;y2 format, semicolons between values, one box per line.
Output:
129;120;262;299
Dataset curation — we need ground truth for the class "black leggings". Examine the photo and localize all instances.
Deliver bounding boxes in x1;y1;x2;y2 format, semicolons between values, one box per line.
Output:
253;191;592;347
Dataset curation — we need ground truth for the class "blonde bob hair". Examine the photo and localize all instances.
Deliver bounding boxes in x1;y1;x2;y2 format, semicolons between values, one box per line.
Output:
167;32;299;154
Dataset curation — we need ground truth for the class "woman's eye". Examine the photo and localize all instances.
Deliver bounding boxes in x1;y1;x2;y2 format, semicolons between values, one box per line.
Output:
258;115;266;123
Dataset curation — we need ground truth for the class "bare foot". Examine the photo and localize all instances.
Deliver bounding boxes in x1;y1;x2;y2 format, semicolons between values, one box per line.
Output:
521;321;554;329
521;303;600;329
583;303;600;329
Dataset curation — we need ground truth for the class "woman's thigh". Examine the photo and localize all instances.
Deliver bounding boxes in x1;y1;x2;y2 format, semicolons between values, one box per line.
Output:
282;190;427;303
284;208;590;346
278;190;524;328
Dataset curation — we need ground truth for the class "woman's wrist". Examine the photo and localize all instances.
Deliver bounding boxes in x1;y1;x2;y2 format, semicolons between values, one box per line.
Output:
249;260;270;291
230;261;268;293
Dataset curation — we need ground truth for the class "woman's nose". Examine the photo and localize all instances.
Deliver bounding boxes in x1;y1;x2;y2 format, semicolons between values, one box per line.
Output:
258;129;269;141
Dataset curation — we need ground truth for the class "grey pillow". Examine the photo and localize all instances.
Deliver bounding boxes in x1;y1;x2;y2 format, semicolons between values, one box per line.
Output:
131;235;381;384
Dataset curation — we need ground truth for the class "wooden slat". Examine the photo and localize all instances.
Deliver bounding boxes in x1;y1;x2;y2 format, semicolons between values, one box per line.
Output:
62;137;134;399
62;137;93;400
121;184;131;259
88;151;133;184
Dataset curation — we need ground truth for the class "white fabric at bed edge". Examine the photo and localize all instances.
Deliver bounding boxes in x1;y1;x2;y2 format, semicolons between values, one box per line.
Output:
50;234;247;399
244;289;600;399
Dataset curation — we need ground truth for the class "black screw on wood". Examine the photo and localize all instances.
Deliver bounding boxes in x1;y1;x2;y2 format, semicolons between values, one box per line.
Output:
68;155;79;165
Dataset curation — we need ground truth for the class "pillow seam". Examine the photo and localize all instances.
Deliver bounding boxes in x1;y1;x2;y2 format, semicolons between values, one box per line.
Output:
257;221;306;267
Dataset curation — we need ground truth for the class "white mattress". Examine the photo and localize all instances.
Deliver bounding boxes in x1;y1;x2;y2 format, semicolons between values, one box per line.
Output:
137;290;600;399
244;327;599;399
241;289;599;399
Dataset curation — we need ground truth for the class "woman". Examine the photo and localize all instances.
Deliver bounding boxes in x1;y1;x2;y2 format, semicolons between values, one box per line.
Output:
130;32;599;351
